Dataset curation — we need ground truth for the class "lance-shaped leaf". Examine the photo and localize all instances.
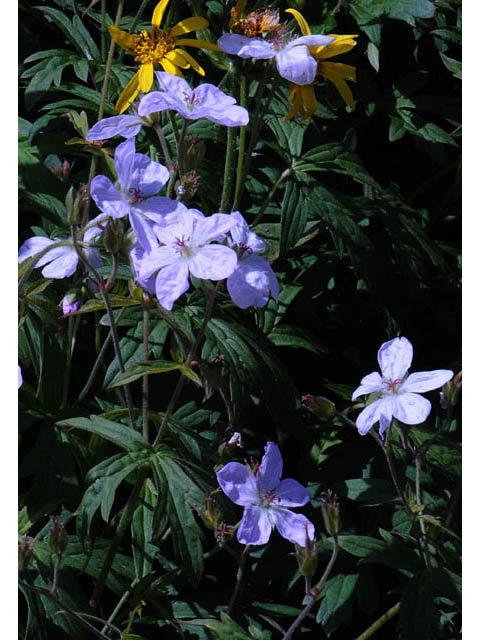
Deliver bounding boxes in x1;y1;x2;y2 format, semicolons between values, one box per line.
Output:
109;360;200;388
57;415;150;452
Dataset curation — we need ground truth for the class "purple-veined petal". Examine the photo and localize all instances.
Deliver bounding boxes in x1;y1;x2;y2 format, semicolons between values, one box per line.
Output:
227;255;278;309
35;244;73;268
355;397;385;435
400;370;454;393
188;245;237;280
155;71;192;95
377;337;413;381
140;197;188;222
352;371;385;400
84;213;108;242
84;247;103;269
194;213;236;245
392;392;431;425
138;91;170;117
130;243;157;293
86;115;144;141
41;251;78;278
18;365;23;389
218;33;275;59
193;84;236;108
90;175;130;218
292;35;335;48
139;245;179;279
129;211;158;251
216;461;258;506
155;262;190;310
18;236;56;263
270;507;315;547
115;139;136;190
230;211;250;246
257;442;283;492
205;104;250;127
237;505;272;545
128;153;169;196
275;44;317;85
275;478;310;507
153;210;195;246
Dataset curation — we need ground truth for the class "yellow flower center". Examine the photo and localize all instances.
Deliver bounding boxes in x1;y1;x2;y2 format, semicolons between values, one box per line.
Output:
132;28;176;65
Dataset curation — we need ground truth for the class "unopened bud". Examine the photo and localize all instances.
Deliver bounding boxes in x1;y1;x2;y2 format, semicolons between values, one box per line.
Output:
201;496;223;530
295;532;317;578
319;490;342;536
103;217;124;254
218;432;244;460
301;395;336;421
440;371;462;409
66;185;87;224
48;516;68;556
18;535;36;571
61;290;79;316
179;137;205;173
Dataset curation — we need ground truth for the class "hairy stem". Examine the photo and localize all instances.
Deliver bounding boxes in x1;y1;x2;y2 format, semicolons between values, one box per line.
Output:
253;167;291;226
232;73;247;210
142;304;150;442
228;544;251;616
282;536;339;640
154;122;174;171
220;125;237;212
352;602;400;640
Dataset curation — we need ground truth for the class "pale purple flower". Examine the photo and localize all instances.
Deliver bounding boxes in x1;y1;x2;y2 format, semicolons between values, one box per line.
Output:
61;293;80;316
86;114;148;141
18;365;22;389
217;441;315;546
138;73;249;127
90;139;184;251
227;212;279;309
352;337;454;438
218;32;334;85
138;209;238;310
18;216;104;279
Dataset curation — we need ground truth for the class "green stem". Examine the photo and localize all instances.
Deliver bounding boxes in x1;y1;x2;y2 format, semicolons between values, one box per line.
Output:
415;453;432;569
252;167;291;226
118;0;150;63
282;536;339;640
90;470;147;611
220;126;237;212
61;313;81;408
352;602;400;640
100;0;106;62
228;544;251;616
232;73;247;210
142;304;150;442
154;122;174;170
153;282;221;446
101;588;130;635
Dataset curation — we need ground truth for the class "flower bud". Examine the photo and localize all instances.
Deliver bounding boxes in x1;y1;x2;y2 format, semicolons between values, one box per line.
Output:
440;371;462;408
319;490;342;536
301;395;336;421
175;170;201;201
218;432;244;460
18;535;36;571
103;217;124;255
295;532;317;578
179;137;205;173
48;516;68;556
66;185;87;225
61;291;79;316
201;496;223;530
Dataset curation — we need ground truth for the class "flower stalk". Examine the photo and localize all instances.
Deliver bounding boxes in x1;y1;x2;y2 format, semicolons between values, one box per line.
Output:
228;544;251;616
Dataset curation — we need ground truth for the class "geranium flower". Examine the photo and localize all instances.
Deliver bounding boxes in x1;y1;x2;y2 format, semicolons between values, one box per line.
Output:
138;72;249;127
352;337;453;438
226;212;278;308
218;27;333;85
90;138;185;251
284;9;357;120
138;209;238;310
18;215;105;279
217;441;315;546
86;114;149;141
109;0;221;114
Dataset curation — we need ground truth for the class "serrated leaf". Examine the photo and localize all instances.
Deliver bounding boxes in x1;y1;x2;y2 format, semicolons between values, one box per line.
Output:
316;573;358;636
57;415;150;452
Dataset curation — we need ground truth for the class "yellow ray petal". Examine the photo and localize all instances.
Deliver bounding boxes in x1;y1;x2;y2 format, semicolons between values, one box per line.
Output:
300;85;318;119
176;38;222;52
164;49;191;69
115;71;141;114
321;63;356;110
109;25;138;52
284;86;304;121
322;61;356;83
160;57;184;77
170;17;209;37
173;49;205;76
138;62;154;92
316;35;358;60
152;0;170;28
285;8;311;36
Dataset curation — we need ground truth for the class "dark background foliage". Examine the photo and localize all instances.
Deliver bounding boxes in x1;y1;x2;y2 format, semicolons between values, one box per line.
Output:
19;1;461;638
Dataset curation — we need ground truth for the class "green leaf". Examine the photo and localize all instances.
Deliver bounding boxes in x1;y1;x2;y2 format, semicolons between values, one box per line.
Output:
349;0;435;27
268;325;327;356
19;506;33;535
389;117;407;141
332;478;398;504
57;415;150;452
109;360;200;388
398;571;439;639
338;535;387;558
440;52;462;79
280;179;308;257
316;573;358;636
132;479;158;579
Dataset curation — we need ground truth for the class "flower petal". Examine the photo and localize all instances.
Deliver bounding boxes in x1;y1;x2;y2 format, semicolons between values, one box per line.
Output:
173;49;205;76
237;505;272;545
109;25;137;51
257;442;283;493
129;153;169;195
285;8;311;36
355;398;387;435
377;337;413;382
392;393;431;425
18;236;56;263
218;33;274;59
138;62;154;93
90;175;129;219
352;371;385;400
155;261;190;309
169;17;208;37
270;507;315;547
159;57;184;76
139;245;178;279
275;478;310;507
194;212;236;245
115;138;136;190
129;211;158;251
401;370;454;393
216;461;258;506
175;38;221;52
86;115;144;141
41;251;78;279
320;62;356;110
152;0;169;28
227;255;278;309
292;35;335;48
275;44;317;85
188;245;238;280
138;91;170;117
115;70;141;114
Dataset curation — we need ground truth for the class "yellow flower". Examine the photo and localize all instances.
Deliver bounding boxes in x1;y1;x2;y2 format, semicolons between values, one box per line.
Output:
110;0;221;114
284;9;357;120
